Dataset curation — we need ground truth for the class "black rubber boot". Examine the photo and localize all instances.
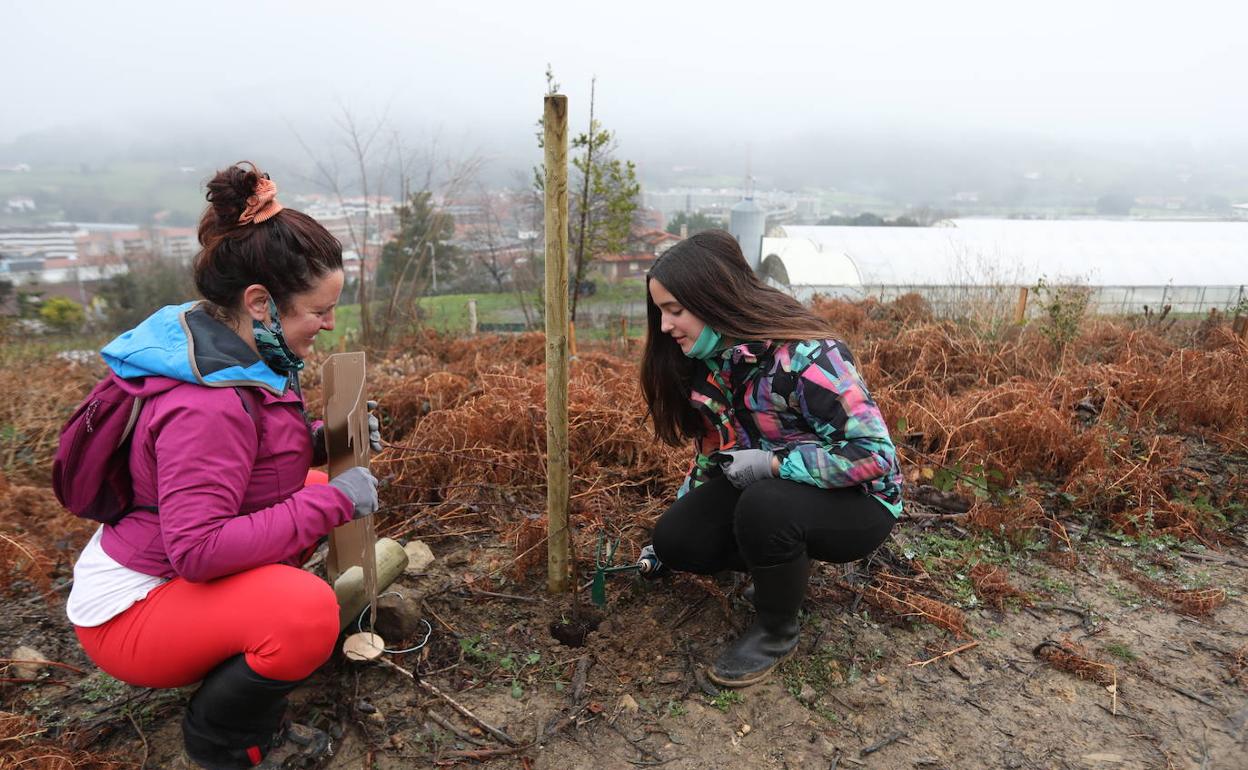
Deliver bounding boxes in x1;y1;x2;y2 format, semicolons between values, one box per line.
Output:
181;655;303;770
708;555;810;688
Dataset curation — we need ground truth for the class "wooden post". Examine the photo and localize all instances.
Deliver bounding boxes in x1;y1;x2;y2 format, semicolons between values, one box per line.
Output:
1014;286;1029;325
543;94;571;594
466;299;478;336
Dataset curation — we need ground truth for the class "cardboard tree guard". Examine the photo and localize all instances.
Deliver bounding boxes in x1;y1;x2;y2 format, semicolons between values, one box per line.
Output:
321;352;378;623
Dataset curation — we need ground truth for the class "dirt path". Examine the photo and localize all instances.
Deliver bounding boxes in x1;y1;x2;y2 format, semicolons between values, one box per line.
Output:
6;532;1244;770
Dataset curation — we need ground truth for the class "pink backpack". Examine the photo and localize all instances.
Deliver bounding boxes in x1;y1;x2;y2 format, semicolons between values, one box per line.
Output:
52;373;260;524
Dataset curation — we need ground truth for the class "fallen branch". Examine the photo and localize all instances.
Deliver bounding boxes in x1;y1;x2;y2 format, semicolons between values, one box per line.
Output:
374;657;519;747
427;712;490;747
434;745;531;763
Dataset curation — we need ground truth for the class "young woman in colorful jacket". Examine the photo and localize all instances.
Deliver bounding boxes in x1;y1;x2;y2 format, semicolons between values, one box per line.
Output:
640;229;903;687
65;163;380;769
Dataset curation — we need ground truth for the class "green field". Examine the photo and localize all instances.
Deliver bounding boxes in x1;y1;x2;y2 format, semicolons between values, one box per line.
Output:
318;280;649;348
0;162;208;225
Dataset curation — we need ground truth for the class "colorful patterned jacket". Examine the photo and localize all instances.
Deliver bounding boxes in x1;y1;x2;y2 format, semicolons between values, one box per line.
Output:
679;338;904;517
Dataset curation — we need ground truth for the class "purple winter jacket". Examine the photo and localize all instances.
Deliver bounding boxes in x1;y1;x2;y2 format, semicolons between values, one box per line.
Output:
96;302;354;581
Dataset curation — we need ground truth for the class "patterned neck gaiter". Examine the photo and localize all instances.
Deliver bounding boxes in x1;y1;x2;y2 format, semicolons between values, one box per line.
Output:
252;296;304;375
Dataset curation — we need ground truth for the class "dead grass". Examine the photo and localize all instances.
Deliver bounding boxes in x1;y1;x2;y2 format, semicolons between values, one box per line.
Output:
0;711;137;769
4;297;1245;639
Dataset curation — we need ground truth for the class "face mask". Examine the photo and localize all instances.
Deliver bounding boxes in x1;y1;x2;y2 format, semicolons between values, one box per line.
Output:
684;325;724;360
252;296;305;374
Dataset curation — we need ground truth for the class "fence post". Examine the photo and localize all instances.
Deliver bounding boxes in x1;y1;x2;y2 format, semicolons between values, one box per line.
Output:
543;94;571;595
466;299;478;336
1014;286;1029;325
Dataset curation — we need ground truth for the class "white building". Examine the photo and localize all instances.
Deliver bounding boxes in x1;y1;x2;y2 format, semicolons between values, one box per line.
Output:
0;225;83;261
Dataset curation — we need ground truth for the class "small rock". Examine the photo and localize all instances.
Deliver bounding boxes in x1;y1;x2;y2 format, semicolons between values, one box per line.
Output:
403;540;435;574
738;723;751;736
797;683;818;704
657;670;683;684
9;646;49;679
373;592;425;640
618;694;640;715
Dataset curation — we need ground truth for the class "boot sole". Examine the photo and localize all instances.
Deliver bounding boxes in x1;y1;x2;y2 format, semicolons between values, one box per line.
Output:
705;644;798;688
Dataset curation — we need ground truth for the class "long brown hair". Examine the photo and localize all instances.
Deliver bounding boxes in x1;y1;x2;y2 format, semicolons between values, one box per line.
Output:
639;229;832;445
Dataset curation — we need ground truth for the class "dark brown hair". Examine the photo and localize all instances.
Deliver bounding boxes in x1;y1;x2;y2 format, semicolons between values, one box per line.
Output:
194;161;342;316
640;229;833;445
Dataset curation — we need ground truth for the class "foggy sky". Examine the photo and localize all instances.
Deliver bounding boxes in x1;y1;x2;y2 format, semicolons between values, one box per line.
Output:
5;0;1248;176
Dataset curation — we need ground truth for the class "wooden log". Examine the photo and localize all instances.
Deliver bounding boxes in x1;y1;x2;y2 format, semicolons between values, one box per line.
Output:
333;537;410;630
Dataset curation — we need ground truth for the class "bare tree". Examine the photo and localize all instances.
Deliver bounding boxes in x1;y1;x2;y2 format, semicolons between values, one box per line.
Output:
293;110;480;348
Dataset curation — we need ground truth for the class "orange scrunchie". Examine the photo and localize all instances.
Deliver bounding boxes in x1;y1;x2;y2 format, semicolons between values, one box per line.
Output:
238;176;283;225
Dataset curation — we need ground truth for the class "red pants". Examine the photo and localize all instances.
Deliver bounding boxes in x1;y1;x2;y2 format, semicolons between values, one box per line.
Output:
76;563;339;687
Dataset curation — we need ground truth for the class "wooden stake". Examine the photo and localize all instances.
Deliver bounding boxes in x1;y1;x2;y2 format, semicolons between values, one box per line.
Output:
1014;286;1029;325
543;94;571;594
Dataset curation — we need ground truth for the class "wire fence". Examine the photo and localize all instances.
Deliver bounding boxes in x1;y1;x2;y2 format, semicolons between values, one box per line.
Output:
476;282;1248;337
792;284;1248;319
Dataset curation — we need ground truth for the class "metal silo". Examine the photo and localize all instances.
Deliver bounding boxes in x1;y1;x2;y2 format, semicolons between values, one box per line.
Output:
730;198;767;271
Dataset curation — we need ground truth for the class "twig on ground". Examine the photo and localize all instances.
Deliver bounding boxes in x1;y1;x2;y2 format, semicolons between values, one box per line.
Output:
125;711;149;769
571;656;592;703
908;641;979;667
435;745;532;763
860;731;907;756
373;657;519;747
427;712;490;747
0;657;86;674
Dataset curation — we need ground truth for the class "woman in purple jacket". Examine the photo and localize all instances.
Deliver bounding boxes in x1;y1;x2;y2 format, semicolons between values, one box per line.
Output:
640;230;903;688
66;163;379;769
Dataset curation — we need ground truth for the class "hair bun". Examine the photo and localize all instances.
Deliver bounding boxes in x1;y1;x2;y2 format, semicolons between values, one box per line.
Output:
203;161;263;234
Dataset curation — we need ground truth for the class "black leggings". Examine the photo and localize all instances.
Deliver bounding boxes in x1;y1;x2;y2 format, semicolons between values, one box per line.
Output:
652;476;896;573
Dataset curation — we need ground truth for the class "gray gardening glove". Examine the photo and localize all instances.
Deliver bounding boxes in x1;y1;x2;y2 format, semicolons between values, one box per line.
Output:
367;400;382;453
713;449;776;489
329;466;379;519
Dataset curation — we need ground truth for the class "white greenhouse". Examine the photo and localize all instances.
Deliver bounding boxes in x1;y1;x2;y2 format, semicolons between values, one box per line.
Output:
760;220;1248;315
